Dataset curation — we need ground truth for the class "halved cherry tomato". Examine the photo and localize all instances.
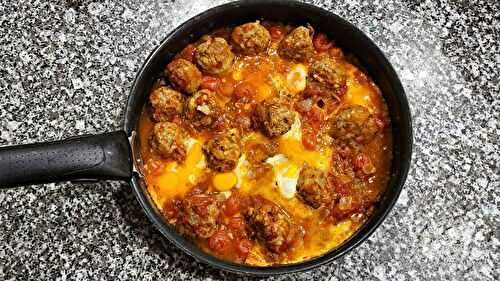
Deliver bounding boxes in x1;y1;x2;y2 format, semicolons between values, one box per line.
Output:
353;153;369;171
269;26;284;40
224;194;241;216
180;44;196;62
302;131;318;150
208;230;232;253
162;197;181;219
217;79;235;96
236;239;253;258
313;33;333;52
228;216;245;231
200;76;220;91
233;81;256;99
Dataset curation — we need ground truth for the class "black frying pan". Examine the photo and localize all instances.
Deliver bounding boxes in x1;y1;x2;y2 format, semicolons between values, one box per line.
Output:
0;0;412;276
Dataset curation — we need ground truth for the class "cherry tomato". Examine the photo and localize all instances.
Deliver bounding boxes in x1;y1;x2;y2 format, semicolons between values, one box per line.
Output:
228;216;245;231
180;44;196;62
189;194;214;216
217;79;235;96
162;197;181;219
208;230;232;253
313;33;333;52
269;26;284;40
302;131;318;150
236;239;253;258
200;76;220;91
233;82;256;99
353;153;369;171
224;194;241;216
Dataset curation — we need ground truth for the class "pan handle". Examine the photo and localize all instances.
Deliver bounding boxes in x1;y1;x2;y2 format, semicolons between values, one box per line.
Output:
0;131;133;188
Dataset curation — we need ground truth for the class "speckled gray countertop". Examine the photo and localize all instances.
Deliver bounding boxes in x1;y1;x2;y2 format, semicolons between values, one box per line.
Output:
0;0;498;280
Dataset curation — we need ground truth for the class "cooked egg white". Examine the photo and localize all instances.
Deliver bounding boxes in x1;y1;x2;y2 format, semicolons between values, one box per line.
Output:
286;63;308;94
265;154;302;199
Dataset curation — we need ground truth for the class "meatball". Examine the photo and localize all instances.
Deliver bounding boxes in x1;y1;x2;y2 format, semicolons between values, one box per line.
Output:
297;166;331;209
166;58;202;95
185;89;222;130
244;198;291;253
329;105;380;145
178;192;222;238
231;21;271;55
278;26;315;62
309;55;346;92
149;86;184;122
255;99;295;138
150;122;186;162
194;37;234;75
203;130;241;172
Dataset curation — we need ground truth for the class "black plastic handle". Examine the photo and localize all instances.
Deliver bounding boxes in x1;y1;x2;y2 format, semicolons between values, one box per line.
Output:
0;131;133;188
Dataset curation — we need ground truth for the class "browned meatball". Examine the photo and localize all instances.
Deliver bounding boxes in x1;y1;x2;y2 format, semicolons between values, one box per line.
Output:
255;99;295;138
329;105;380;145
194;37;234;75
178;192;222;238
278;26;315;62
231;21;271;55
244;198;291;253
297;166;331;209
166;58;202;95
203;130;241;172
149;86;184;122
150;122;186;162
310;55;347;92
185;89;223;130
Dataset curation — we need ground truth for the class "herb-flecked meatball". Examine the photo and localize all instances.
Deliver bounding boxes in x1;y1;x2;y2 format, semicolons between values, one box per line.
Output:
329;105;380;145
297;166;331;209
255;99;295;138
149;86;184;122
185;89;222;130
166;58;202;95
194;37;234;75
178;192;222;238
203;130;241;172
310;55;346;92
245;198;291;253
278;26;315;62
231;21;271;55
150;122;186;162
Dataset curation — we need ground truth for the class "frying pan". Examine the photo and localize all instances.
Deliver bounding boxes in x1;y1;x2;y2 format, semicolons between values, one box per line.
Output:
0;0;412;276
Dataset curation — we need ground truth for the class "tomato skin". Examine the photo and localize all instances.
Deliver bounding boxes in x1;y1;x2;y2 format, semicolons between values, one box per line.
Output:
353;153;369;171
208;230;232;253
269;26;284;40
162;197;182;220
180;44;196;62
233;82;256;99
313;33;333;52
217;79;235;96
224;195;241;216
236;239;253;258
302;131;318;150
200;76;220;91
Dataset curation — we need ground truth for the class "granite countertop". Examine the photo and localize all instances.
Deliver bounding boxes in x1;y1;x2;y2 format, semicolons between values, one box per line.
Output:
0;0;498;280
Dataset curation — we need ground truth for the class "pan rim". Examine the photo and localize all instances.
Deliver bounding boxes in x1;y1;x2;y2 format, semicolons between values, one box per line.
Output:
125;0;413;276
